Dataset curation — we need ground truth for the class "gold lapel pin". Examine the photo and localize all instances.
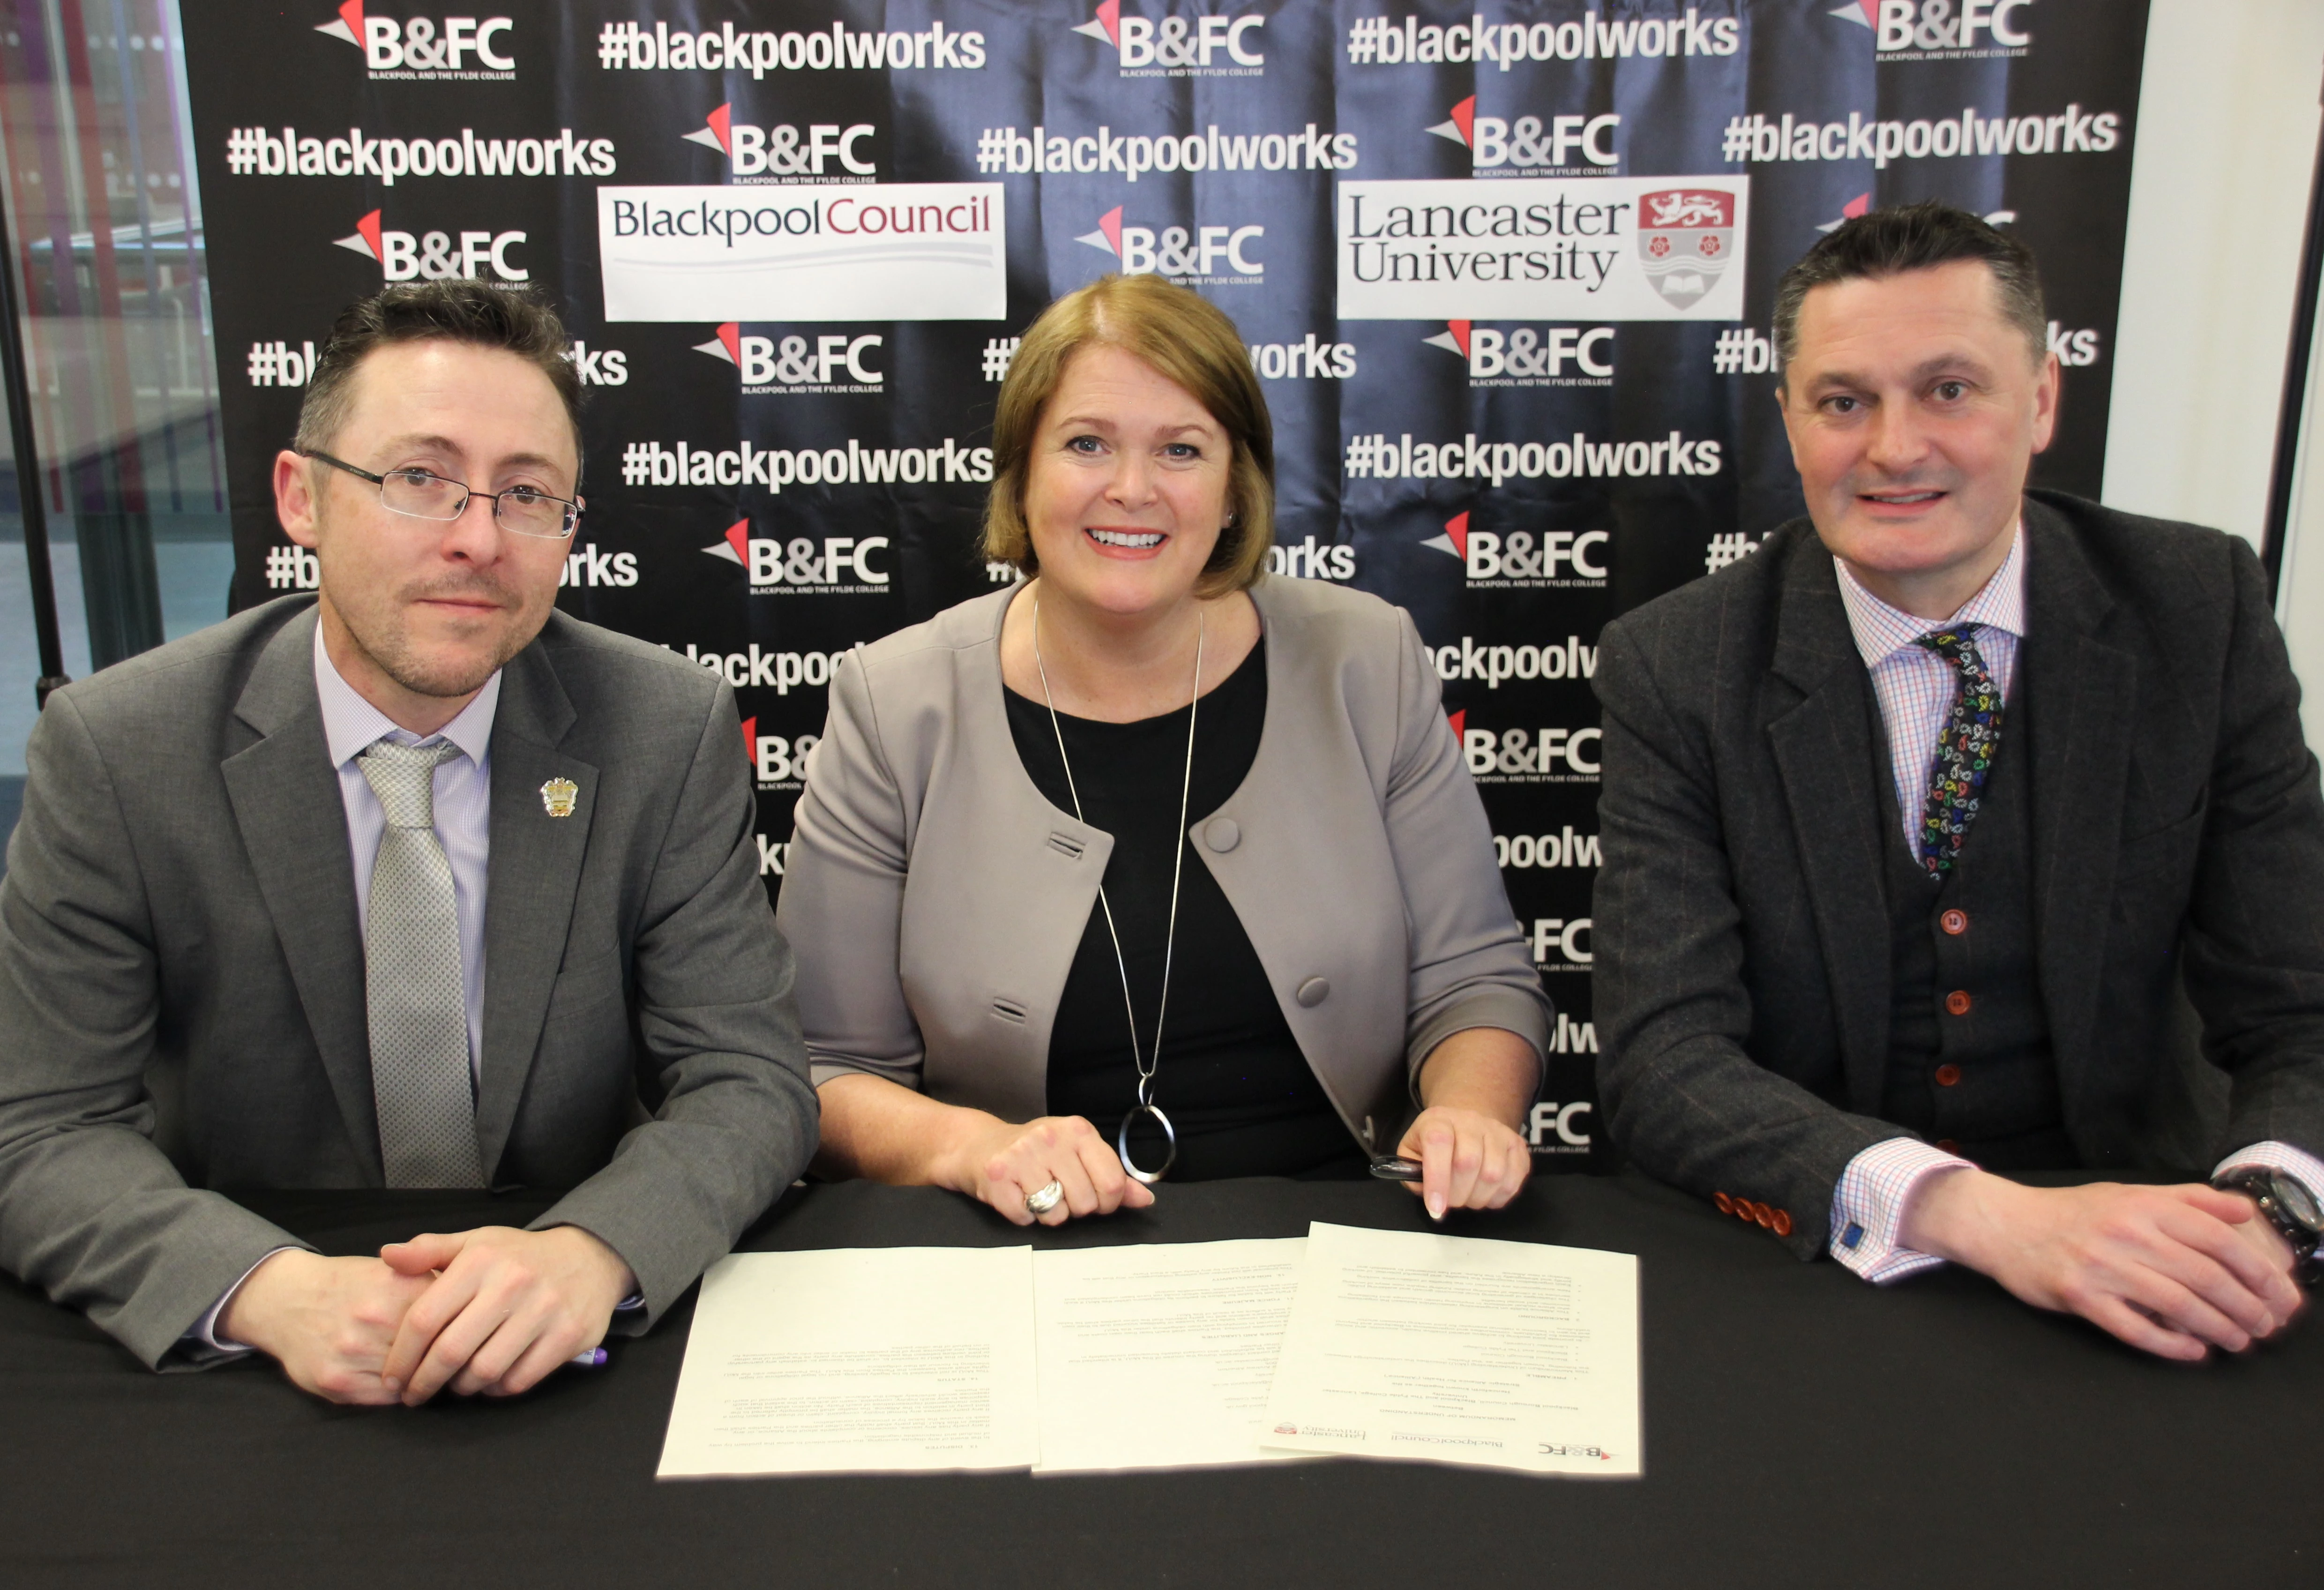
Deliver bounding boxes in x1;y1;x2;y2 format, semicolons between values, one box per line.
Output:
539;776;579;818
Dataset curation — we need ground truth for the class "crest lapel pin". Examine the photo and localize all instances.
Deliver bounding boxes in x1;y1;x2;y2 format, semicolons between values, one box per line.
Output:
539;776;579;818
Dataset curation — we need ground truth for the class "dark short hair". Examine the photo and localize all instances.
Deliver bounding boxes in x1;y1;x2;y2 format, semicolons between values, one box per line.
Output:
1772;201;2047;379
294;281;582;465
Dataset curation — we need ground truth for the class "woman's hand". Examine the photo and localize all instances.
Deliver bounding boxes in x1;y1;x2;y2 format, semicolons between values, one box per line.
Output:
1396;1105;1533;1219
942;1113;1158;1227
1402;1027;1543;1219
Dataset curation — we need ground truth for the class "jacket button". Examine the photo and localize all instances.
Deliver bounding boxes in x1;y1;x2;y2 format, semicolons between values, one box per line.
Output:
1941;909;1969;935
1713;1191;1734;1213
1935;1063;1963;1088
1944;989;1973;1016
1203;818;1240;852
1772;1208;1794;1237
1935;1138;1961;1154
1751;1202;1773;1227
1296;977;1330;1008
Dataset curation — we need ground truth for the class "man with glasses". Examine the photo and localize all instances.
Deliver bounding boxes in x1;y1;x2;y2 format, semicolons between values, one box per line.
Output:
0;281;815;1403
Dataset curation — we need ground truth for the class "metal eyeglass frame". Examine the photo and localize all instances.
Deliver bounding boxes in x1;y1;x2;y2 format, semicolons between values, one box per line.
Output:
299;448;582;540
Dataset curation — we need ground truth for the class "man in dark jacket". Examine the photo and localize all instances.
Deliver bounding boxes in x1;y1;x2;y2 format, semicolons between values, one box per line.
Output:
1593;202;2324;1359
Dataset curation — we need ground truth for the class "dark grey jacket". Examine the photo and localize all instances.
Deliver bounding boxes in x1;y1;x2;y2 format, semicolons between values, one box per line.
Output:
1591;490;2324;1259
0;599;816;1365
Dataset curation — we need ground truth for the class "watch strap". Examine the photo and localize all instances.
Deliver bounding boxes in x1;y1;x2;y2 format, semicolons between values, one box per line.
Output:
2213;1168;2324;1288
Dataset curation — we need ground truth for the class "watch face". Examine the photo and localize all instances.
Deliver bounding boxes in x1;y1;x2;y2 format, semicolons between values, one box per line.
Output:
2272;1175;2324;1232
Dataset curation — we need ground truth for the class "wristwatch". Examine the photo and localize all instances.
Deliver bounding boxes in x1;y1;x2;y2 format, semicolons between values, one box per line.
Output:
2212;1167;2324;1289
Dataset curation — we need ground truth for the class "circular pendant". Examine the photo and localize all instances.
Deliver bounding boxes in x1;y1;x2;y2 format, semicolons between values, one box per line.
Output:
1116;1102;1178;1185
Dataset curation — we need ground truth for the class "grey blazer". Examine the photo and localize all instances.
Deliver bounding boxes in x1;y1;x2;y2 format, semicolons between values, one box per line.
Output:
0;598;816;1366
1592;490;2324;1259
776;577;1550;1153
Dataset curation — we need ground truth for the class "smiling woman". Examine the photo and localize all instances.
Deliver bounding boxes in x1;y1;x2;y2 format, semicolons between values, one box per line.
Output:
778;275;1553;1231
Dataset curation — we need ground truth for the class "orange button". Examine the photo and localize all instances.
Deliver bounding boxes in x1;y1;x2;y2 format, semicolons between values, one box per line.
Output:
1712;1191;1733;1214
1772;1208;1794;1237
1935;1063;1963;1087
1752;1201;1773;1227
1935;1138;1961;1154
1945;989;1973;1015
1941;909;1969;935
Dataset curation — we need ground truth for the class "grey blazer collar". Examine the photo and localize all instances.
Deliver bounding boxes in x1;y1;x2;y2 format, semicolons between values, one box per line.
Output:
220;605;597;1183
1764;536;1893;1113
477;634;596;1176
222;605;383;1177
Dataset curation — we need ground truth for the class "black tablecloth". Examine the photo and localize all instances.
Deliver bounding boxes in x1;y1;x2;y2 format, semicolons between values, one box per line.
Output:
2;1172;2314;1589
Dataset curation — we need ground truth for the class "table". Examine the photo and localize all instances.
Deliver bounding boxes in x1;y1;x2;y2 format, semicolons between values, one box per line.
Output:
1;1172;2313;1589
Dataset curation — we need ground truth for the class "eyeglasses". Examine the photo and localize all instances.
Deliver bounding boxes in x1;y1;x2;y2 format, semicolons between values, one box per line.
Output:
301;449;581;541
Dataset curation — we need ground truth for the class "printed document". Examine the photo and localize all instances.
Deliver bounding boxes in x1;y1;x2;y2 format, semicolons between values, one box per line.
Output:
658;1246;1039;1478
1260;1222;1642;1477
1031;1238;1307;1473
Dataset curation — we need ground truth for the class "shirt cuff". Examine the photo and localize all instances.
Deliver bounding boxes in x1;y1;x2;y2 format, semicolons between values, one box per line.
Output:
1828;1137;1976;1284
2212;1141;2324;1206
184;1247;301;1355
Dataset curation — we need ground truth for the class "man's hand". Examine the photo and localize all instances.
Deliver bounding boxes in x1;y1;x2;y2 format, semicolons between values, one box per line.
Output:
376;1225;636;1405
1900;1171;2306;1360
217;1249;435;1405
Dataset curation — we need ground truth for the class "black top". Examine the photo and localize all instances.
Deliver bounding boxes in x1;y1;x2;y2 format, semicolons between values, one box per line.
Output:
1005;640;1367;1180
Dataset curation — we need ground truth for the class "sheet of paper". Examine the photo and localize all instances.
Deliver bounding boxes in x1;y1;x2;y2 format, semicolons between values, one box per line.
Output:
1260;1222;1642;1477
1031;1238;1308;1474
658;1246;1039;1478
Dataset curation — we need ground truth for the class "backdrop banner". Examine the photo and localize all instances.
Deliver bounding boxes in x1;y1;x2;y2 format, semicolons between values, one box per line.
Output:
187;0;2149;1169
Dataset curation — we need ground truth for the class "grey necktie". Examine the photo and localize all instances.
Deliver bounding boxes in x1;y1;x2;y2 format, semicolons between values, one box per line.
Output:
358;738;485;1188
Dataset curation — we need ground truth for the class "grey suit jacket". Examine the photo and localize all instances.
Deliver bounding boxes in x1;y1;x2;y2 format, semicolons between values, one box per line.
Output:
0;598;816;1366
1592;490;2324;1259
776;577;1549;1152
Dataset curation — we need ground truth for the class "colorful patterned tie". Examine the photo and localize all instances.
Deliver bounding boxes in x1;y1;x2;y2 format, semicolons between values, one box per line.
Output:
1912;625;2004;881
358;738;486;1188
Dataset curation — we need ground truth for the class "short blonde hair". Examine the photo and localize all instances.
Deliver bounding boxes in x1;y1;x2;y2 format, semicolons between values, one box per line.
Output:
981;274;1274;596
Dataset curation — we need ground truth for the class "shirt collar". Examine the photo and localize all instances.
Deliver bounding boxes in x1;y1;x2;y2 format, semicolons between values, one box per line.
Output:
1834;519;2026;672
313;614;502;769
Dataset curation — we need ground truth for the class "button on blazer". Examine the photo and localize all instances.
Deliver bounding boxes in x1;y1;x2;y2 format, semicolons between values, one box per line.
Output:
777;577;1551;1153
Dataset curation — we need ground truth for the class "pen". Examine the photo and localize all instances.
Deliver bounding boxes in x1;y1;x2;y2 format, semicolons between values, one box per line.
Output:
1367;1156;1423;1183
569;1347;609;1367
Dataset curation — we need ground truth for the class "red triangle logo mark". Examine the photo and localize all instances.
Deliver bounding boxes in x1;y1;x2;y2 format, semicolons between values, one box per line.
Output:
355;209;383;261
724;521;750;563
705;102;733;156
1448;709;1466;740
1448;96;1477;146
717;322;741;365
1446;321;1472;358
1442;511;1470;560
1092;0;1121;46
739;715;757;767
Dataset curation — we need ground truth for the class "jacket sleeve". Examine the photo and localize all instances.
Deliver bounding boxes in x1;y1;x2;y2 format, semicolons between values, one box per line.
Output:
772;646;927;1093
532;679;818;1327
1592;614;1906;1260
1381;608;1553;1090
2178;537;2324;1157
0;693;309;1368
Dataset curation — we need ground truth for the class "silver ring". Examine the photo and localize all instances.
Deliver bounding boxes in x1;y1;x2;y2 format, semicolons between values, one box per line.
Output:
1024;1179;1065;1216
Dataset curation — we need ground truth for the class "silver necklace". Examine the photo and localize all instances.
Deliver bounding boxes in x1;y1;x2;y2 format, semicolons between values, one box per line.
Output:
1031;593;1203;1185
